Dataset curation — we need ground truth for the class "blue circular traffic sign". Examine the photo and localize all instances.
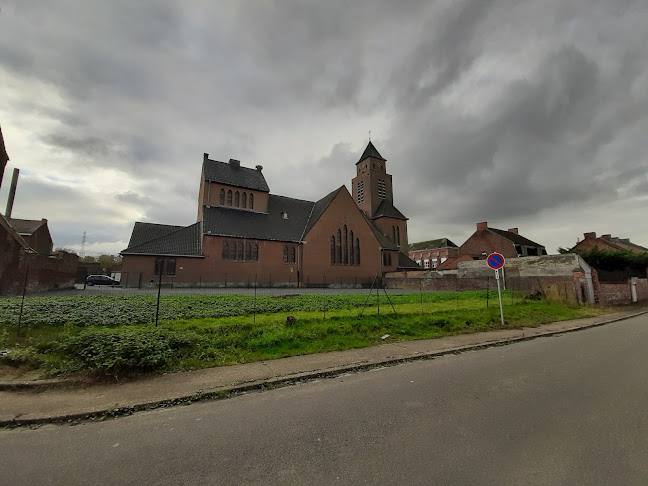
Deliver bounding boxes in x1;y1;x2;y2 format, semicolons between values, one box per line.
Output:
487;253;505;270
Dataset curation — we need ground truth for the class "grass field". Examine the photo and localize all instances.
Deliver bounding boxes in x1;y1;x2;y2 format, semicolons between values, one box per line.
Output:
0;291;606;378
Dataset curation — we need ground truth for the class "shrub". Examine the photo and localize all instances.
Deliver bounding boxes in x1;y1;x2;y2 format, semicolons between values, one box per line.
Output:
55;328;199;376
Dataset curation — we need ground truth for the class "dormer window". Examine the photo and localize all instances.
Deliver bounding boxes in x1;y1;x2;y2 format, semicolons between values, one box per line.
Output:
282;211;288;219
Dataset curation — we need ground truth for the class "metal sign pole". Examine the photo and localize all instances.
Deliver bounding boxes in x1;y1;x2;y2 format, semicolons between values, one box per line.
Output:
495;269;504;326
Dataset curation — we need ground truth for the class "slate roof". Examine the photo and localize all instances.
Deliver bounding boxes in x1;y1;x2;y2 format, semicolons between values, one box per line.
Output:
360;212;399;250
357;141;385;164
488;228;544;248
203;158;270;192
372;199;407;220
122;222;203;256
8;218;47;236
398;252;421;269
203;194;315;242
409;238;458;252
301;187;343;238
127;222;185;248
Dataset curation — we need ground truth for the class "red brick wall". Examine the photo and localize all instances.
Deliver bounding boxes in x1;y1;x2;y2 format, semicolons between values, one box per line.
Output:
636;279;648;301
302;188;384;285
598;282;632;305
458;229;517;259
21;223;53;255
372;216;408;254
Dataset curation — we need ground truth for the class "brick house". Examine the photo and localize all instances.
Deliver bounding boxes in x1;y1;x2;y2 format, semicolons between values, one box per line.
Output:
438;222;546;270
7;218;53;255
121;142;418;287
408;238;458;269
570;232;647;254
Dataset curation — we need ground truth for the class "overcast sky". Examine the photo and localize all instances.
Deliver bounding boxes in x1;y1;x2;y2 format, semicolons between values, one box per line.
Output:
1;0;647;256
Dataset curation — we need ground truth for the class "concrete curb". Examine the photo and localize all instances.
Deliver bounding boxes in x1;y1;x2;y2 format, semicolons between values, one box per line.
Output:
2;308;647;428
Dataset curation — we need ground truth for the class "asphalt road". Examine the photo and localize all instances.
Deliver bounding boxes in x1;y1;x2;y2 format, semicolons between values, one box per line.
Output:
2;313;648;485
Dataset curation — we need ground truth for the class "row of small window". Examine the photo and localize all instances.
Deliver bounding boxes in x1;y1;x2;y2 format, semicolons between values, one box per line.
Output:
218;189;254;210
222;241;259;261
283;245;297;264
415;257;447;269
331;226;360;265
154;258;176;276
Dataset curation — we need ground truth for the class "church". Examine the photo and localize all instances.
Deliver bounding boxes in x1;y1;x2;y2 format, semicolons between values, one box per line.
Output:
121;141;418;287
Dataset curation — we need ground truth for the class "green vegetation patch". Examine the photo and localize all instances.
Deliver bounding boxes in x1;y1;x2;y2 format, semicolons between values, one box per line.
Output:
0;293;605;378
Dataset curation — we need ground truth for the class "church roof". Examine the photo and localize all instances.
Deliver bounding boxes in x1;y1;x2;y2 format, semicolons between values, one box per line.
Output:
122;222;203;257
398;252;421;269
360;212;399;250
372;200;408;220
203;194;315;242
357;141;385;164
302;187;344;238
127;222;186;248
203;158;270;192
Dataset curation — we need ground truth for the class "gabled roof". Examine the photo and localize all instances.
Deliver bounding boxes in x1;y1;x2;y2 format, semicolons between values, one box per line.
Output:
203;194;315;242
127;222;185;248
203;158;270;192
8;218;47;236
398;252;421;269
0;213;32;251
357;141;385;164
409;238;458;252
372;199;408;220
488;228;544;248
302;187;343;237
122;222;203;257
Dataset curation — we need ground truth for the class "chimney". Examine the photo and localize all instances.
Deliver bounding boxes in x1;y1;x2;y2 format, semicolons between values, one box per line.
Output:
508;227;519;234
256;165;263;172
229;158;240;169
621;238;630;244
601;234;611;240
203;153;209;161
5;168;19;218
584;232;596;240
477;222;488;231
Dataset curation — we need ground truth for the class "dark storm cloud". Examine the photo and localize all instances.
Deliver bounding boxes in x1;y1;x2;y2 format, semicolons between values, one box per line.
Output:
2;0;647;252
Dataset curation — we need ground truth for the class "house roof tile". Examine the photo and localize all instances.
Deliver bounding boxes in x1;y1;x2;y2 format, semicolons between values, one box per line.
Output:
8;218;47;235
488;228;544;248
409;238;458;251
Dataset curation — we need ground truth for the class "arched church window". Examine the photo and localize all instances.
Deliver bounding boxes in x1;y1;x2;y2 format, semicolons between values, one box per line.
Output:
219;189;225;205
249;193;254;210
235;191;240;207
350;231;355;265
331;236;336;265
227;190;232;206
343;225;348;264
242;192;247;208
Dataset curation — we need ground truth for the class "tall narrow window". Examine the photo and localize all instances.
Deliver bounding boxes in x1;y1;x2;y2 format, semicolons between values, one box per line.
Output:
343;225;348;264
227;190;232;206
167;258;176;275
336;229;342;264
154;258;164;275
392;226;396;242
396;226;400;246
228;240;236;260
350;231;355;265
242;192;247;209
234;191;240;207
356;239;360;265
237;242;244;261
245;243;251;261
219;189;225;205
357;181;364;204
378;179;386;199
283;245;289;264
249;193;254;210
252;243;258;261
331;236;336;264
388;253;392;266
290;246;296;264
222;242;229;260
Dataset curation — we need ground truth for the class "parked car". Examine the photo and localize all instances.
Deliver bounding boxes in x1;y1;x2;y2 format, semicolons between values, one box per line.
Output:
85;275;119;286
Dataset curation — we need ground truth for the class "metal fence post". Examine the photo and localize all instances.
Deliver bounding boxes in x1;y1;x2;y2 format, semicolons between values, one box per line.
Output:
487;276;490;308
155;270;162;327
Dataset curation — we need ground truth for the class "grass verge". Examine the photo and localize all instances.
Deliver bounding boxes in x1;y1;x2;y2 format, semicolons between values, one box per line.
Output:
0;292;607;379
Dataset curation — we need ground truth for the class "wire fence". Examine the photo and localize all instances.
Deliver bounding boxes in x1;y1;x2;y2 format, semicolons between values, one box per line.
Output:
0;272;586;337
